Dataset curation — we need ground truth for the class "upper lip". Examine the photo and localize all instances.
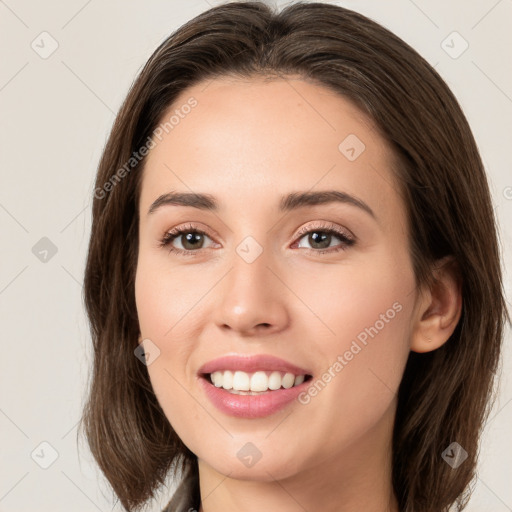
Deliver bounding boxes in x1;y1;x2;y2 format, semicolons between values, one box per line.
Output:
198;354;312;376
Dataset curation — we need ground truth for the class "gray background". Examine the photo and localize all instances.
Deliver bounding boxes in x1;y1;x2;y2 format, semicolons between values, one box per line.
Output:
0;0;511;510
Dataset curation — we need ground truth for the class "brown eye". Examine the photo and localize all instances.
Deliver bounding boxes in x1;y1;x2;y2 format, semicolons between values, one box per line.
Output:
159;223;216;255
175;231;206;250
294;223;355;254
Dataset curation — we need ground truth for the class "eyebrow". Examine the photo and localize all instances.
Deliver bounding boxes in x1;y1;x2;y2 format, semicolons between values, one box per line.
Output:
147;190;376;219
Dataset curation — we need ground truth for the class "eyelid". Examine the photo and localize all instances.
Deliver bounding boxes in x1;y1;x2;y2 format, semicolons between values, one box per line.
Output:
293;220;354;241
160;222;219;248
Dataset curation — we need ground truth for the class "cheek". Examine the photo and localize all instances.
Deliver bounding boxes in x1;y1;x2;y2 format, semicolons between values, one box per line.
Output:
293;251;414;409
134;254;199;338
289;249;413;348
134;256;204;422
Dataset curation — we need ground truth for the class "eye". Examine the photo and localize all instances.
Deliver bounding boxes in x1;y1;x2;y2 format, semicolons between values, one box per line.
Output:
293;221;355;255
158;223;217;256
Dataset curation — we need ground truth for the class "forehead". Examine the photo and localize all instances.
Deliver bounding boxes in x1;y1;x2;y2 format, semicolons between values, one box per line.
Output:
138;76;405;229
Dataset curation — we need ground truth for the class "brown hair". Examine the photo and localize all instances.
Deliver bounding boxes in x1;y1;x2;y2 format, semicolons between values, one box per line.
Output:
79;2;510;511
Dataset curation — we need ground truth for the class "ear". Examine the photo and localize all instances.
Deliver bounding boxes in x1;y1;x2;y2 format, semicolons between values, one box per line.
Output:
410;255;463;353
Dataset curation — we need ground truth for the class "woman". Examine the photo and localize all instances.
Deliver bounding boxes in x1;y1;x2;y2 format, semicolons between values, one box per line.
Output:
79;2;509;511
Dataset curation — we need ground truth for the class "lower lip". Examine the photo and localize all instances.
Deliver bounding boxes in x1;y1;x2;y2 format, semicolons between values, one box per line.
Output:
199;375;311;418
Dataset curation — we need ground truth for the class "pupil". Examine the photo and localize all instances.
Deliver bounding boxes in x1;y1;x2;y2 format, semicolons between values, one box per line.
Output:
310;231;330;249
183;232;203;249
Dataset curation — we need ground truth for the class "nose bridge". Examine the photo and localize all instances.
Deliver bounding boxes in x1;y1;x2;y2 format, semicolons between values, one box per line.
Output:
228;233;275;302
213;232;288;334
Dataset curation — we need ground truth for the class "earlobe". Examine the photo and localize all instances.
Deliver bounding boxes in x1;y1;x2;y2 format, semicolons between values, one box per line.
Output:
410;256;463;354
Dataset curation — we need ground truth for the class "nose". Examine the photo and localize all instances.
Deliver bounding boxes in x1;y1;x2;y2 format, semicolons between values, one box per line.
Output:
213;246;290;337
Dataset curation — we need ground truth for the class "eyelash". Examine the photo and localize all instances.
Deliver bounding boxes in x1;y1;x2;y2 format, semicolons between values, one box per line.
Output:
158;221;355;257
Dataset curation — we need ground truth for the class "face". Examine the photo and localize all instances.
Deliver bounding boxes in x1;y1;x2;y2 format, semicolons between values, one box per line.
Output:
135;76;420;481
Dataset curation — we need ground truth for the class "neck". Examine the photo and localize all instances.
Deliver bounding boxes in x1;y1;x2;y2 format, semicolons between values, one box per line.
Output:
197;400;399;512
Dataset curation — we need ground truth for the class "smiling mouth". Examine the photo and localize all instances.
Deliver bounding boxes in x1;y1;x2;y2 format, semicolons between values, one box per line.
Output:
200;370;313;394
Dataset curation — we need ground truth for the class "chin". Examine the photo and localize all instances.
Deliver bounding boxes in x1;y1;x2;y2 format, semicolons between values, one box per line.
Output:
198;445;307;482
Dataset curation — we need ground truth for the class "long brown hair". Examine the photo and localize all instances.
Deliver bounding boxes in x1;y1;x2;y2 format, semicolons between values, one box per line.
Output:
78;2;510;511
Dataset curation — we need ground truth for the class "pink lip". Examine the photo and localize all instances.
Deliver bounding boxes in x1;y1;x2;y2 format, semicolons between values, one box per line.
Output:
197;354;313;419
198;375;311;418
198;354;312;376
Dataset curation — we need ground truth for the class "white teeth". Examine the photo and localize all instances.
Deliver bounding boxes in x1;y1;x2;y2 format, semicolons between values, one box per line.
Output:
250;371;268;392
233;371;250;391
268;371;282;390
282;373;295;389
209;370;307;392
212;371;223;387
221;370;233;390
294;374;305;386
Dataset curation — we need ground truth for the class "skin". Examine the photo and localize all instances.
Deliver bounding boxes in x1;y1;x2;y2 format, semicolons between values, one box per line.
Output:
134;76;462;512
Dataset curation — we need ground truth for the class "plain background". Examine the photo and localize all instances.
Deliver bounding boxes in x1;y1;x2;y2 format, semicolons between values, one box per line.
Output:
0;0;511;510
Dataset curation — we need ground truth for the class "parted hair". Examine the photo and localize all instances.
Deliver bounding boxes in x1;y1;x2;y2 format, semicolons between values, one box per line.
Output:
79;2;510;511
